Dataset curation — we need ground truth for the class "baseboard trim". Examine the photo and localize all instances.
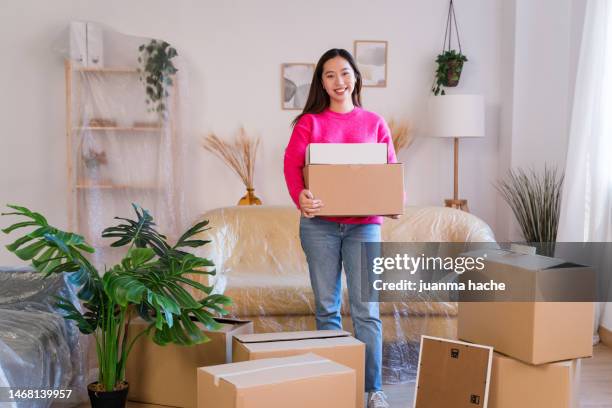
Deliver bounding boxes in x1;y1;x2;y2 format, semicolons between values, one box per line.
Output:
599;326;612;348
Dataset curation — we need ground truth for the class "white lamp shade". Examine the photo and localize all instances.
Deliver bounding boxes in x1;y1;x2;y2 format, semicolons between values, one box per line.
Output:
427;94;485;138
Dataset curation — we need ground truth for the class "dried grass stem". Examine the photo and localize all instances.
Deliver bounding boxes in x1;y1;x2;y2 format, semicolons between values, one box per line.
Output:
202;128;260;188
388;118;414;153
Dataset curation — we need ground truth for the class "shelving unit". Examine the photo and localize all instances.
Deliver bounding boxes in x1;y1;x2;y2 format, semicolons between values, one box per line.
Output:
65;58;179;258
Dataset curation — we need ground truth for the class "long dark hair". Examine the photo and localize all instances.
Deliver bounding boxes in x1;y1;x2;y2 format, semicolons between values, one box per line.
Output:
291;48;362;127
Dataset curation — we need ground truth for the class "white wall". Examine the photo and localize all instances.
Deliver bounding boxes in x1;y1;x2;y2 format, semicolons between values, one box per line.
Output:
510;0;572;171
0;0;504;265
495;0;586;240
495;0;517;242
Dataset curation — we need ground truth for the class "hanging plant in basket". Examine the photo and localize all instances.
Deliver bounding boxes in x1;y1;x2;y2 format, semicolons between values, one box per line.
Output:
432;0;468;95
137;39;178;119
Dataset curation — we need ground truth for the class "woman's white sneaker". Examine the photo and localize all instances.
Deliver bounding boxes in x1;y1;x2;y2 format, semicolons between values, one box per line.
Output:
367;391;390;408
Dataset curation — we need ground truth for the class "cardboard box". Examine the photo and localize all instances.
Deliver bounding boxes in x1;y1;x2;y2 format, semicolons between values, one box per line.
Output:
414;335;493;408
233;330;364;408
303;164;404;216
306;143;388;164
197;353;355;408
126;317;253;408
488;353;581;408
459;248;596;302
459;302;593;365
458;249;594;365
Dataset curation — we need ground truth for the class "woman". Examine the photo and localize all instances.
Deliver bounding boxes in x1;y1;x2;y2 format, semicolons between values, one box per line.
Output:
283;48;399;408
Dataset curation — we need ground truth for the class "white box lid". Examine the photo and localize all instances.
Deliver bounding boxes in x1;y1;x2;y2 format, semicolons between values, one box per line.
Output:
306;143;387;164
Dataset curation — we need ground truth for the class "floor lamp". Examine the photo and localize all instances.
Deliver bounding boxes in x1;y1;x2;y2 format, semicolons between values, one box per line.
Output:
427;94;485;212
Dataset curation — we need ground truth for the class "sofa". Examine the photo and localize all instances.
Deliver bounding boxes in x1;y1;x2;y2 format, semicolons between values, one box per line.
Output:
0;267;89;407
193;205;496;382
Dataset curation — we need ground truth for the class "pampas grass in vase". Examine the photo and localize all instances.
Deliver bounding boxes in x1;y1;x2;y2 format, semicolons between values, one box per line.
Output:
387;118;414;154
202;127;262;205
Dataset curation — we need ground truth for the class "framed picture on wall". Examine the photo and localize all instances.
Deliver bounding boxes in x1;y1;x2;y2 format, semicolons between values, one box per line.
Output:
354;40;388;87
281;63;315;110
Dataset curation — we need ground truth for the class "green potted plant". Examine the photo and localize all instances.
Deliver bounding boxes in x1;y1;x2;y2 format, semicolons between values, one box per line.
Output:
2;204;230;408
432;49;468;95
495;166;564;256
431;0;468;95
137;39;178;119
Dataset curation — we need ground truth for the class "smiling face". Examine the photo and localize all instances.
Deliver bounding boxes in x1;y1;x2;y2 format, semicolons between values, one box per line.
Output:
322;56;356;106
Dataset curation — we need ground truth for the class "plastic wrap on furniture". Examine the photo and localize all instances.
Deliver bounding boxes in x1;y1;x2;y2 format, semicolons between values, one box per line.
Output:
0;267;89;406
191;205;495;384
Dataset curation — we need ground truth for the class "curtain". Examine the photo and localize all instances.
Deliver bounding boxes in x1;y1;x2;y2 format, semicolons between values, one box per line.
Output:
558;0;612;344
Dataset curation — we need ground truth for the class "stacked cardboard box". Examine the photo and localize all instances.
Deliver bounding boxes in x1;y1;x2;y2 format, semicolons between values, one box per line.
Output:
457;249;594;408
126;317;253;408
197;353;356;408
303;143;404;216
232;330;365;408
488;353;581;408
126;320;363;408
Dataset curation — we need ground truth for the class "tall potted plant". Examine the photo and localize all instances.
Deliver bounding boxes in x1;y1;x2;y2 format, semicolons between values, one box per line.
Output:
2;204;231;408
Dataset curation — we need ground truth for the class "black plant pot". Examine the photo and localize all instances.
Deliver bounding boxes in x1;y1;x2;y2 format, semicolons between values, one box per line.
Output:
87;382;129;408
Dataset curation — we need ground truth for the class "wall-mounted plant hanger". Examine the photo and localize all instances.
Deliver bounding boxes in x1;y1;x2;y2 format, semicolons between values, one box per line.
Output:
432;0;468;95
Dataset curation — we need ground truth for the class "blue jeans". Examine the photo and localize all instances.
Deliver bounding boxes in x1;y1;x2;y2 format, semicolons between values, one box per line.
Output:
299;216;383;392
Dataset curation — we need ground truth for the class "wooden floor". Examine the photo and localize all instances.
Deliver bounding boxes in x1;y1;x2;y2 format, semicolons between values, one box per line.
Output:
74;344;612;408
580;344;612;408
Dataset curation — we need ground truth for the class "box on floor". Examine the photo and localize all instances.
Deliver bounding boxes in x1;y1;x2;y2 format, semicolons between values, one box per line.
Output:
126;317;253;408
197;353;355;408
488;352;581;408
232;330;365;408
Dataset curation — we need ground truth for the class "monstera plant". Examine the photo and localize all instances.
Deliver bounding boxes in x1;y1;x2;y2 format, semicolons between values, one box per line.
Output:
2;204;230;407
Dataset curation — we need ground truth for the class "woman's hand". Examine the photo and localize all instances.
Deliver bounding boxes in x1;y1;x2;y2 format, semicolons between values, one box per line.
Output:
299;189;323;218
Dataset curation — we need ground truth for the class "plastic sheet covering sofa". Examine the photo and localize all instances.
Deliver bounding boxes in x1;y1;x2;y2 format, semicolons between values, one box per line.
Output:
0;267;88;407
191;206;496;383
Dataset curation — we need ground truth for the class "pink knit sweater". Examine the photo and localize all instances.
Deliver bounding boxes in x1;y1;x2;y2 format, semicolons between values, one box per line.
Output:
283;107;398;225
